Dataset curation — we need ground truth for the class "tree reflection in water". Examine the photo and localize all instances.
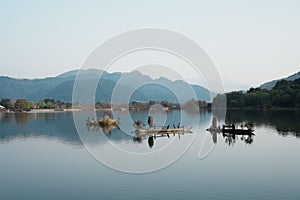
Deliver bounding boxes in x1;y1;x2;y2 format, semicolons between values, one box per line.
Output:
1;110;299;147
14;112;31;124
225;109;300;137
207;117;255;146
208;130;255;146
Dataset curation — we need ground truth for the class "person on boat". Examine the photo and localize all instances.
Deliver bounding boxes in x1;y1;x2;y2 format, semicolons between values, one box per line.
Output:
240;124;244;130
232;123;235;131
148;116;153;127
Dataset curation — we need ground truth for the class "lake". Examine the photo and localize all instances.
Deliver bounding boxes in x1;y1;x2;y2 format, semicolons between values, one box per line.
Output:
0;109;299;200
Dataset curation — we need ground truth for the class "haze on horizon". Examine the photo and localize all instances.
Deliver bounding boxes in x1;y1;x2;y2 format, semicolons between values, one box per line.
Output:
1;0;300;88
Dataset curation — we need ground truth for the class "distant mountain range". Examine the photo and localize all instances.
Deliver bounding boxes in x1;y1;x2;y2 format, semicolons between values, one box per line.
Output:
260;71;300;90
0;69;214;103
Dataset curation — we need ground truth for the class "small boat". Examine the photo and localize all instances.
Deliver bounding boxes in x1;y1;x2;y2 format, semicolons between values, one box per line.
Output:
206;127;255;135
135;126;193;135
222;128;254;135
206;118;255;136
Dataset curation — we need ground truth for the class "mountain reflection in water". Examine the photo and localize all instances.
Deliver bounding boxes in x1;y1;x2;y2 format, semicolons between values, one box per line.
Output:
0;109;300;146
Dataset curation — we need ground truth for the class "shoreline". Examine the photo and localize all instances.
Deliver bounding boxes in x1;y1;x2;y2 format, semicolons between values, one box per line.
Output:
1;107;201;113
2;107;300;114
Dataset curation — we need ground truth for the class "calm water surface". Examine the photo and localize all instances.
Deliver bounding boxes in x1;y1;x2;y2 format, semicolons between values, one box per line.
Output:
0;110;299;200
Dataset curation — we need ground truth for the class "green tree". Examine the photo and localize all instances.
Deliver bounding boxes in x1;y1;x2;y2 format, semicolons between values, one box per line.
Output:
217;77;300;109
65;102;72;108
36;100;46;109
44;99;55;109
14;99;33;111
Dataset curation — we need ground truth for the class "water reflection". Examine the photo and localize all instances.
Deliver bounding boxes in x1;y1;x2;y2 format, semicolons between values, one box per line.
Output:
0;112;81;145
207;117;255;146
225;109;300;137
1;110;300;200
14;113;31;124
222;132;254;146
208;131;254;146
0;109;299;147
86;124;119;134
133;131;188;148
130;114;193;148
86;115;119;134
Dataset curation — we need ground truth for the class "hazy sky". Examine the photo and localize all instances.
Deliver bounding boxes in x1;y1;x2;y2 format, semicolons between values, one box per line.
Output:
1;0;300;87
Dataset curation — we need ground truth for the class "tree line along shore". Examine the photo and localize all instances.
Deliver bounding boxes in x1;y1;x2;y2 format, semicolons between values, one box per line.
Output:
0;98;211;112
0;98;73;112
2;77;299;112
213;77;300;109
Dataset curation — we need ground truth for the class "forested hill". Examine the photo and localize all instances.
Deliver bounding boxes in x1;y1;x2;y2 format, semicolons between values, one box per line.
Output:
0;69;213;103
213;77;300;109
